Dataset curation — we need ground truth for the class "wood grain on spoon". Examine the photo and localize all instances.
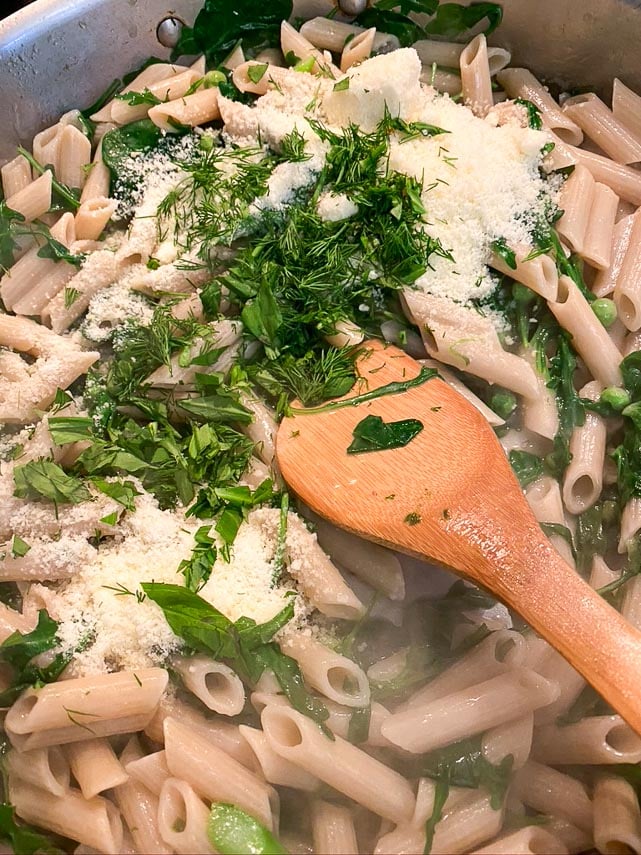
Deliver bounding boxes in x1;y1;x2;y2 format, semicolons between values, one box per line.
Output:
277;339;641;735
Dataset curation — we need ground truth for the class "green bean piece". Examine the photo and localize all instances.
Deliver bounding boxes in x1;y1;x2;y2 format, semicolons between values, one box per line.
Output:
207;804;288;855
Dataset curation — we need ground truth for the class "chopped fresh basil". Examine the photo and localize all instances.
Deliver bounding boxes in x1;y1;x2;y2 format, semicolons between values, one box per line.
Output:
508;450;543;488
13;459;92;507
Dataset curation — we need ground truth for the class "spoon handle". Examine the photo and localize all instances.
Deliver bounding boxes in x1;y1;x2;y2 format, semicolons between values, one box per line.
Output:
471;514;641;733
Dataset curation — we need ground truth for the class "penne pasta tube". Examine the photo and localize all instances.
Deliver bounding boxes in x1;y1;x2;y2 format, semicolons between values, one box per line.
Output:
341;27;376;72
619;497;641;551
612;77;641;144
404;291;540;398
9;778;123;854
285;512;364;619
525;476;575;567
280;634;370;708
80;139;111;202
511;761;592;832
398;629;527;711
621;575;641;631
56;124;92;189
6;746;69;797
496;68;582;144
532;714;641;764
124;750;170;796
65;738;129;799
1;153;31;197
74;196;118;241
554;137;641;205
232;61;292;96
614;207;641;330
562;380;606;513
262;705;415;823
593;211;635;297
90;62;186;121
471;826;569;854
281;20;340;77
172;655;246;716
238;392;277;465
0;602;34;641
303;508;405;599
563;92;641;163
5;668;167;742
32;123;62;169
460;34;493;117
520;347;559;441
547;275;623;386
583;182;619;269
593;774;641;855
300;17;399;55
5;170;53;222
157;778;215;854
148;86;222;132
114;737;171;855
414;39;510;75
110;68;201;125
555;164;595;254
381;668;559;754
543;816;593;854
481;713;533;770
490;244;559;301
239;724;320;792
533;645;585;725
164;716;278;829
311;800;359;855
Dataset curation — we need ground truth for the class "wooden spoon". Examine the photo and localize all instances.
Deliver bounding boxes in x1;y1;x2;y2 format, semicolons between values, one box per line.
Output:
277;340;641;734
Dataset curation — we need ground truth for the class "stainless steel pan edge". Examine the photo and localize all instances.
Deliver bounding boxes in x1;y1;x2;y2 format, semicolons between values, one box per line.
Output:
1;0;641;162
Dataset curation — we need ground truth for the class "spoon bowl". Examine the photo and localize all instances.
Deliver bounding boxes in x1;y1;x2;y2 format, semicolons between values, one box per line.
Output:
277;339;641;734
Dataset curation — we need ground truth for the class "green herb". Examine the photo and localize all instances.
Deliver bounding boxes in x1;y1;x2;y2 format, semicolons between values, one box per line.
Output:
356;0;438;47
247;63;269;84
574;499;619;575
48;416;94;445
387;117;449;141
178;394;253;425
557;683;611;725
508;450;543;488
100;512;119;526
13;459;92;507
252;348;357;412
10;536;30;559
599;536;641;597
292;366;438;415
49;389;74;415
207;804;287;855
599;386;631;413
622;351;641;400
347;414;423;454
114;88;162;107
34;229;84;267
491;237;517;270
142;583;330;729
540;522;575;555
90;477;140;511
178;525;217;592
0;610;74;706
64;286;81;308
405;512;422;525
0;804;64;855
514;98;543;130
424;777;448;855
333;78;350;92
173;0;292;66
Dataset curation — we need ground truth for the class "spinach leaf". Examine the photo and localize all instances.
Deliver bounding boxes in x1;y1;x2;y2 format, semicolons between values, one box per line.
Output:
0;610;73;707
508;450;543;488
410;735;513;809
622;351;641;401
356;8;426;47
13;459;92;507
35;230;84;267
115;89;162;107
173;0;292;67
574;500;618;575
424;777;448;855
101;119;164;184
48;416;94;445
0;201;25;271
90;478;140;511
347;414;423;454
0;804;64;855
514;98;543;130
178;394;253;425
142;583;330;729
423;2;503;37
241;282;283;352
347;704;371;744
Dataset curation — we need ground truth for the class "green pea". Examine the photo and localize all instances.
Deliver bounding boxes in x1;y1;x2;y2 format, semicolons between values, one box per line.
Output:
207;804;288;855
489;390;517;420
600;386;631;412
204;70;227;88
591;298;617;328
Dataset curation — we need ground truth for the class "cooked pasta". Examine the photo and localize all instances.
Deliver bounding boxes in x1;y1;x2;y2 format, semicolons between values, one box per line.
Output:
1;4;641;852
